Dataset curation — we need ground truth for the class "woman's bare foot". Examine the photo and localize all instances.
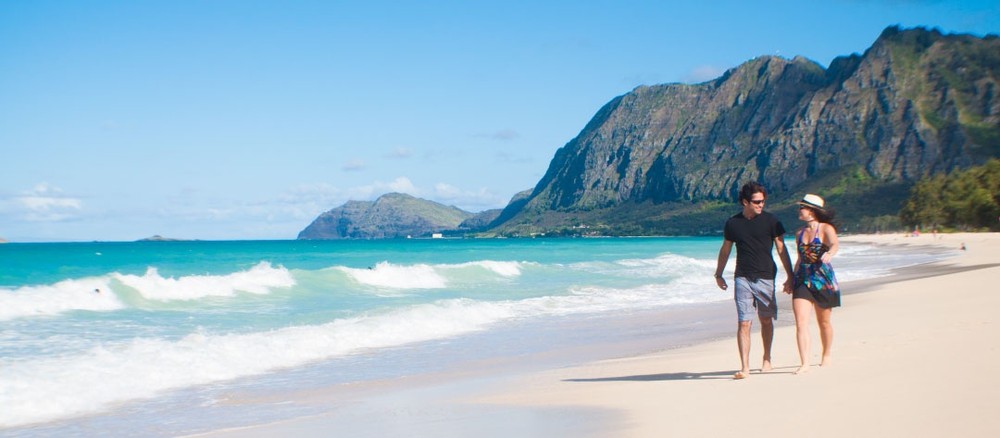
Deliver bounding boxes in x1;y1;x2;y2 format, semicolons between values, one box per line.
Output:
820;356;832;367
734;370;749;380
761;360;773;373
793;365;810;375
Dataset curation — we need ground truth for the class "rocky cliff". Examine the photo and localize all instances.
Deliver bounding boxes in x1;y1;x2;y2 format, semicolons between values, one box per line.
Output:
493;26;1000;235
298;193;473;239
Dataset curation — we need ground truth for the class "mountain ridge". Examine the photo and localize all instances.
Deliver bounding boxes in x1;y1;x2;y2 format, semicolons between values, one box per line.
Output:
299;26;999;239
490;26;999;236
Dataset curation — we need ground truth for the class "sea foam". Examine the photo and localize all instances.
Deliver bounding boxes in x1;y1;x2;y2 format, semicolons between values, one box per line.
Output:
0;262;295;321
339;261;448;289
449;260;525;277
339;260;529;290
0;297;514;428
0;278;123;321
113;261;295;301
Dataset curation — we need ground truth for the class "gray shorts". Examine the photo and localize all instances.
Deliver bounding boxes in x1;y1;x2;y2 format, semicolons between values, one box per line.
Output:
734;277;777;321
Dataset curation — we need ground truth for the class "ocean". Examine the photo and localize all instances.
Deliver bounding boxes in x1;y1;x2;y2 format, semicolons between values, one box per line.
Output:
0;237;951;436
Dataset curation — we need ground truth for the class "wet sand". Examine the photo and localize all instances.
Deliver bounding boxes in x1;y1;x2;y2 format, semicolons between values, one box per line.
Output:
195;233;1000;437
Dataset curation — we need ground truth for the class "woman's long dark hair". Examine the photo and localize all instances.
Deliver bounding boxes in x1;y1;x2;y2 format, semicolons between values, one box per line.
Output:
804;206;838;231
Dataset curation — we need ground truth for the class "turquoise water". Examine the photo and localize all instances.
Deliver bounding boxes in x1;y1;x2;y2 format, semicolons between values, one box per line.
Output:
0;237;946;433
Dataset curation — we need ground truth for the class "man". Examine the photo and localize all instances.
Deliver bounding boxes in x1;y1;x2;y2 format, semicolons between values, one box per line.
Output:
714;181;794;380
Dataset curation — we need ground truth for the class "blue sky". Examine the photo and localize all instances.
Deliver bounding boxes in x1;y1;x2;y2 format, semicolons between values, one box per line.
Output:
2;1;997;241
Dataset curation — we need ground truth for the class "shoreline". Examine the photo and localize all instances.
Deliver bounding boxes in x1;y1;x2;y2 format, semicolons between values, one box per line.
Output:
192;232;999;437
471;232;1000;437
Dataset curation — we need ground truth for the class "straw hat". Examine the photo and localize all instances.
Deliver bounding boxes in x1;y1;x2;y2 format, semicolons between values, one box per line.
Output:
798;194;825;211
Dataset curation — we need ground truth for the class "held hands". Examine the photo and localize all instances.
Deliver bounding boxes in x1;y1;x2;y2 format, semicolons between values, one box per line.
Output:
716;276;793;294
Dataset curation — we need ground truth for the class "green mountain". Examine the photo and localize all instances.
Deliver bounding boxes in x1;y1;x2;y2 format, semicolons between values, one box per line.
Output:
297;193;473;239
490;26;1000;236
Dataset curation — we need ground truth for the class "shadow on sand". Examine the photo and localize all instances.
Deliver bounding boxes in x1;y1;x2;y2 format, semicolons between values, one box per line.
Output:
564;367;797;382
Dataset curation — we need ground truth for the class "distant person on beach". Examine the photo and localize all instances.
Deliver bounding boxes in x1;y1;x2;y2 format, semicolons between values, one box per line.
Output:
714;182;794;380
791;194;841;374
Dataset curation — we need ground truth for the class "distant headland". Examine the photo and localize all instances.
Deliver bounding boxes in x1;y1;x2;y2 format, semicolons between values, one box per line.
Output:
137;235;185;242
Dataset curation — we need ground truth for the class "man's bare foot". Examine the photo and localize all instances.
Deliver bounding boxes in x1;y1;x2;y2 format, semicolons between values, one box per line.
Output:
820;357;832;367
793;365;810;375
734;370;749;380
761;360;773;372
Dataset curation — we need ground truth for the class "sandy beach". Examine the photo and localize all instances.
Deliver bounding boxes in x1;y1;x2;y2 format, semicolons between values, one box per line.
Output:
476;232;1000;437
200;232;1000;437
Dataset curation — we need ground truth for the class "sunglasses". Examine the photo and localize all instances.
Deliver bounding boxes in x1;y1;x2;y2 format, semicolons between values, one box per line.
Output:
749;199;765;205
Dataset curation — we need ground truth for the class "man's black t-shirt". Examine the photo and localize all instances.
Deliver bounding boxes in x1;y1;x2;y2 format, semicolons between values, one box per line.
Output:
723;211;786;280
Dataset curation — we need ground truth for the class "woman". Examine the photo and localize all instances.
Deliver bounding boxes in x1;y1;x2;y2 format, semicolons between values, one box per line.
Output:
791;194;841;374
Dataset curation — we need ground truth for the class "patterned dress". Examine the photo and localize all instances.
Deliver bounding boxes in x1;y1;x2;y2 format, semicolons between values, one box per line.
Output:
794;226;841;308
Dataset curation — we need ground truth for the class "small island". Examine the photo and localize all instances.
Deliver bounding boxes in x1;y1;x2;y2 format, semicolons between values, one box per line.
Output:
137;235;184;242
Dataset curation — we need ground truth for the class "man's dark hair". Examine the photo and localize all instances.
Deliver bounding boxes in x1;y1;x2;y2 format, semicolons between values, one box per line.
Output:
738;181;767;204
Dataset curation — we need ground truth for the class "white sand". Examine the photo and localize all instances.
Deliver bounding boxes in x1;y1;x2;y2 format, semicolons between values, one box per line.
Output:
197;233;1000;437
476;232;1000;437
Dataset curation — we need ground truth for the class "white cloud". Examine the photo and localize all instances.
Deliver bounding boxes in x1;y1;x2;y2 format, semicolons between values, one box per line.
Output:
433;183;463;199
386;177;418;194
476;129;520;141
342;159;366;171
494;151;534;164
278;183;338;200
146;177;508;239
9;183;84;222
276;177;421;213
334;177;423;199
683;65;726;83
0;179;508;241
431;183;506;212
386;147;413;159
19;195;82;211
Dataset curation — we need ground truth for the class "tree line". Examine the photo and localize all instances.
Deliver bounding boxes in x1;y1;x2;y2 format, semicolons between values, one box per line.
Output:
900;158;1000;231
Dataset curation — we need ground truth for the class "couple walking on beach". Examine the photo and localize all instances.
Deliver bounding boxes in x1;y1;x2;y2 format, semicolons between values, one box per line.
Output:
713;182;841;379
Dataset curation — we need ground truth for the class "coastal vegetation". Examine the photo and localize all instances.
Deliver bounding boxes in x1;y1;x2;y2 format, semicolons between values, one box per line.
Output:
900;159;1000;231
